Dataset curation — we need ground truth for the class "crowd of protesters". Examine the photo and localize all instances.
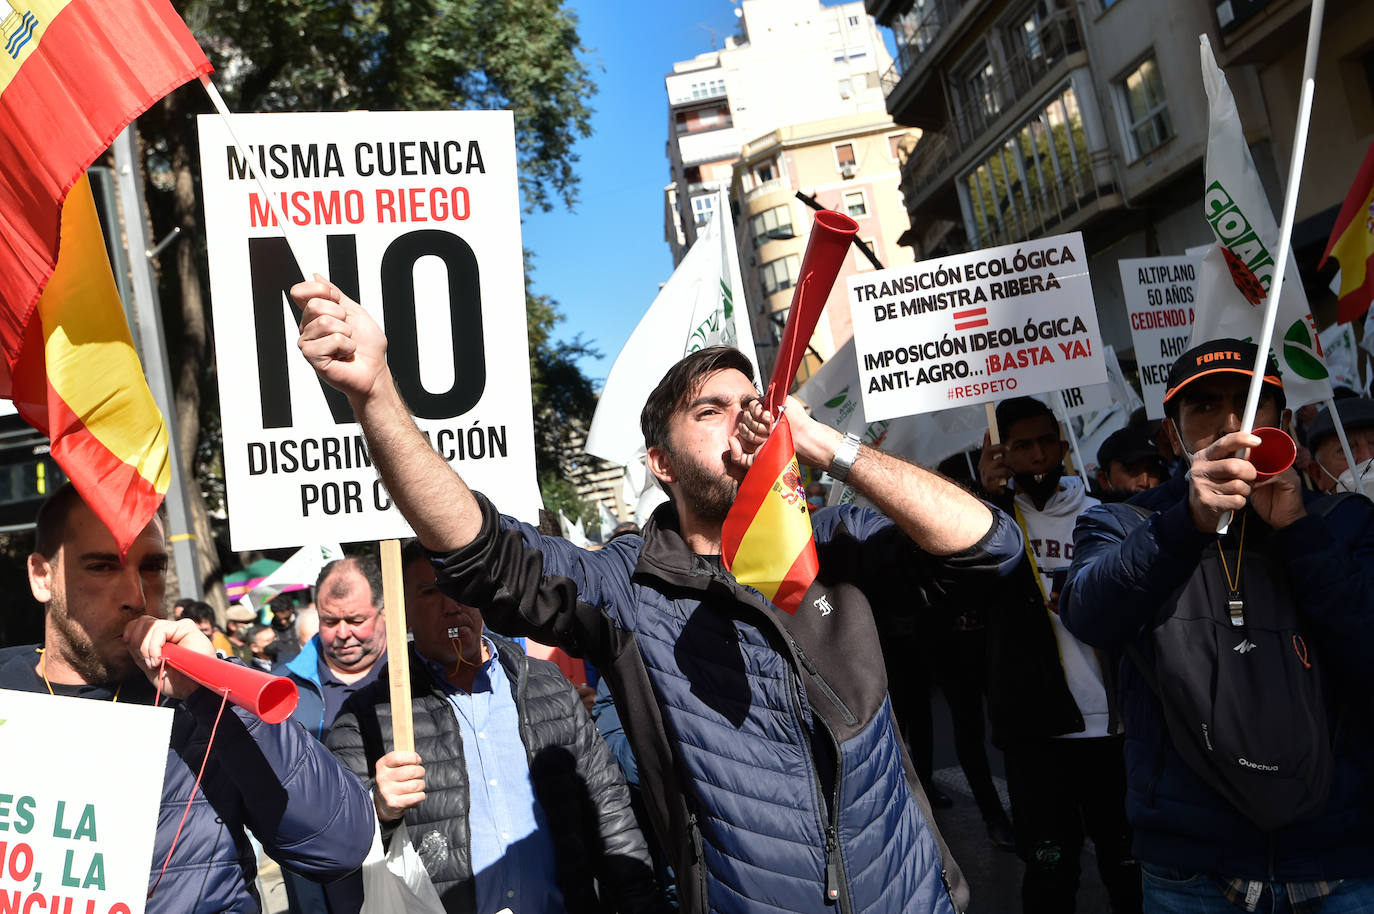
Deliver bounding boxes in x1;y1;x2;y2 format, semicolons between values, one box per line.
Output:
5;275;1372;914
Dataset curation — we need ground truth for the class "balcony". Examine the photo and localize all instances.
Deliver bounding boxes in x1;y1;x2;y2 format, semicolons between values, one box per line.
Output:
966;148;1120;248
950;15;1083;147
743;176;792;204
881;0;970;126
676;126;741;167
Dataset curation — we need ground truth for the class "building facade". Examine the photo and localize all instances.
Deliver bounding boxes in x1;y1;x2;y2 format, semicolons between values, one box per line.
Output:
733;113;918;382
869;0;1373;359
664;0;893;263
666;0;922;381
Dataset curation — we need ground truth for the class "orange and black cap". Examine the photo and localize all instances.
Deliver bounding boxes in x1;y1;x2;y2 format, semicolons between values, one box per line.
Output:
1162;338;1283;406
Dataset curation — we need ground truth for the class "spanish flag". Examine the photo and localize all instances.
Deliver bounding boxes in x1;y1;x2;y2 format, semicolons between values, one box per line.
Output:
0;174;171;554
0;0;203;552
0;0;210;344
1321;142;1374;325
722;210;857;613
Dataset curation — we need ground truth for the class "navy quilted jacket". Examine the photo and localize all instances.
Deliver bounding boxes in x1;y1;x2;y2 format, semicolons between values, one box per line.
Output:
0;645;375;913
1061;473;1374;879
431;494;1023;913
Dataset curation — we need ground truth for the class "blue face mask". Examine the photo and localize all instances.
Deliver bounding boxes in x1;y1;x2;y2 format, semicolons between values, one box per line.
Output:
807;495;824;509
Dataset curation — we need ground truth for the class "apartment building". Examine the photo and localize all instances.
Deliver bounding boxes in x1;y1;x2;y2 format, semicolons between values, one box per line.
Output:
664;0;893;263
869;0;1374;351
733;112;918;381
665;0;923;381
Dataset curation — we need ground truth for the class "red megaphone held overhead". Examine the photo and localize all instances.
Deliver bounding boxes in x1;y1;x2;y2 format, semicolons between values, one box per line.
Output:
161;643;299;724
764;209;860;413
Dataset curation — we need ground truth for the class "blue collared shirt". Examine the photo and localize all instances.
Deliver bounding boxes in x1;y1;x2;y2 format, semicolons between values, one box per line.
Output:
421;640;563;914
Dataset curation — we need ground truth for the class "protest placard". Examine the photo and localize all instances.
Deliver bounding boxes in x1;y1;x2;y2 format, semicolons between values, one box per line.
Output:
198;111;540;550
1118;255;1198;417
847;233;1104;422
0;690;171;914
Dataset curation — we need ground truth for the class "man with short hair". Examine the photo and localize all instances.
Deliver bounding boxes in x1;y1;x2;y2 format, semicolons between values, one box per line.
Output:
1304;397;1374;493
277;556;388;913
226;603;256;662
294;278;1023;913
281;556;388;739
1064;339;1374;910
325;542;664;913
0;484;373;912
1094;427;1166;500
976;397;1139;914
268;592;302;662
246;623;276;672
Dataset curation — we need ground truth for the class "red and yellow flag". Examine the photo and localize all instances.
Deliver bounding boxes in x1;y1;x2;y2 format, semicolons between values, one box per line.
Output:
0;174;171;553
1321;142;1374;324
0;0;204;550
722;210;857;613
721;413;819;611
0;0;210;346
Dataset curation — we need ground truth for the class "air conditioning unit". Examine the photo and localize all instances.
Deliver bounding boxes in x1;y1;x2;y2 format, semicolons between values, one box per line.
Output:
840;162;858;179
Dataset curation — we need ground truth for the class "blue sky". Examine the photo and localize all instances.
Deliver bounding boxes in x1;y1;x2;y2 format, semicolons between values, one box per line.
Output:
519;1;753;386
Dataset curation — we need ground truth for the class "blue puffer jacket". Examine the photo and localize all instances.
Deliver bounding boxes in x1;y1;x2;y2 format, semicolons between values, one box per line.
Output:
431;494;1023;914
1061;472;1374;880
0;645;375;913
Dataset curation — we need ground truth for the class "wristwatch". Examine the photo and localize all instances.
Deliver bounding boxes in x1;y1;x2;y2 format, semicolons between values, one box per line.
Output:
828;432;863;482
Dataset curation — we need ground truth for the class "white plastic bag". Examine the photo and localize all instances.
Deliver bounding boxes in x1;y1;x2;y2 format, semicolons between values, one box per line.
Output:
359;819;446;914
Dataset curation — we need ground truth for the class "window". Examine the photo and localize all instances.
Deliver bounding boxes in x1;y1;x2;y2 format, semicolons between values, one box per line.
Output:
750;205;794;248
838;78;853;99
848;15;860;26
760;255;801;297
855;238;877;271
844;191;868;218
691;194;716;227
1120;56;1172;156
753;159;776;185
768;308;790;344
966;58;1001;121
888;132;907;160
834;143;857;168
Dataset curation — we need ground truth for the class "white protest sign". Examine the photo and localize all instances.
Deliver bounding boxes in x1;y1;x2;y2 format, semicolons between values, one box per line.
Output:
847;232;1104;421
0;690;171;914
198;111;540;550
1318;322;1361;393
1119;255;1198;417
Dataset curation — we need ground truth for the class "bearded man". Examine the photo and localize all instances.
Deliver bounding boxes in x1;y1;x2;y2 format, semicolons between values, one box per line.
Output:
292;277;1022;914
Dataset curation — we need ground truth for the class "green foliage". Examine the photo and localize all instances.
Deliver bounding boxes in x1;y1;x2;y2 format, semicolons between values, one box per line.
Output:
175;0;596;212
539;472;596;531
526;253;600;480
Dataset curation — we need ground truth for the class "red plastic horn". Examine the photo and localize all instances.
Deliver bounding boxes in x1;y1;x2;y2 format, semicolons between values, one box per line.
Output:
1248;427;1297;480
764;209;860;413
161;643;300;724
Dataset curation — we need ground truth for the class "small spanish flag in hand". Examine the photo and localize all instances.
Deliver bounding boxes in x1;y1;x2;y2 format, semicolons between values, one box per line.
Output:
722;411;820;612
721;210;857;613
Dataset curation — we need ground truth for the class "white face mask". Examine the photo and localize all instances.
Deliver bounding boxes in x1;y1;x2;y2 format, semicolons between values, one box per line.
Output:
1334;458;1374;494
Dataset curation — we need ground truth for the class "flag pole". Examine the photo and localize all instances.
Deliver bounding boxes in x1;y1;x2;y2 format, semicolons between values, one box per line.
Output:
1217;0;1325;533
1324;395;1369;496
1057;393;1093;490
198;75;313;277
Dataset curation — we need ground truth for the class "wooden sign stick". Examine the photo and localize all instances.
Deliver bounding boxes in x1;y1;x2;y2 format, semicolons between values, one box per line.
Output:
380;538;413;753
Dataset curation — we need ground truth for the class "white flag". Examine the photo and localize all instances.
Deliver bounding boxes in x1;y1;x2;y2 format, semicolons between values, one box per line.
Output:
597;499;619;536
558;511;588;548
1192;35;1332;408
586;187;759;467
250;542;344;606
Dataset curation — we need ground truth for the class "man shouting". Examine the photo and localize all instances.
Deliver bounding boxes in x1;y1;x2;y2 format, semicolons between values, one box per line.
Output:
294;278;1021;914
